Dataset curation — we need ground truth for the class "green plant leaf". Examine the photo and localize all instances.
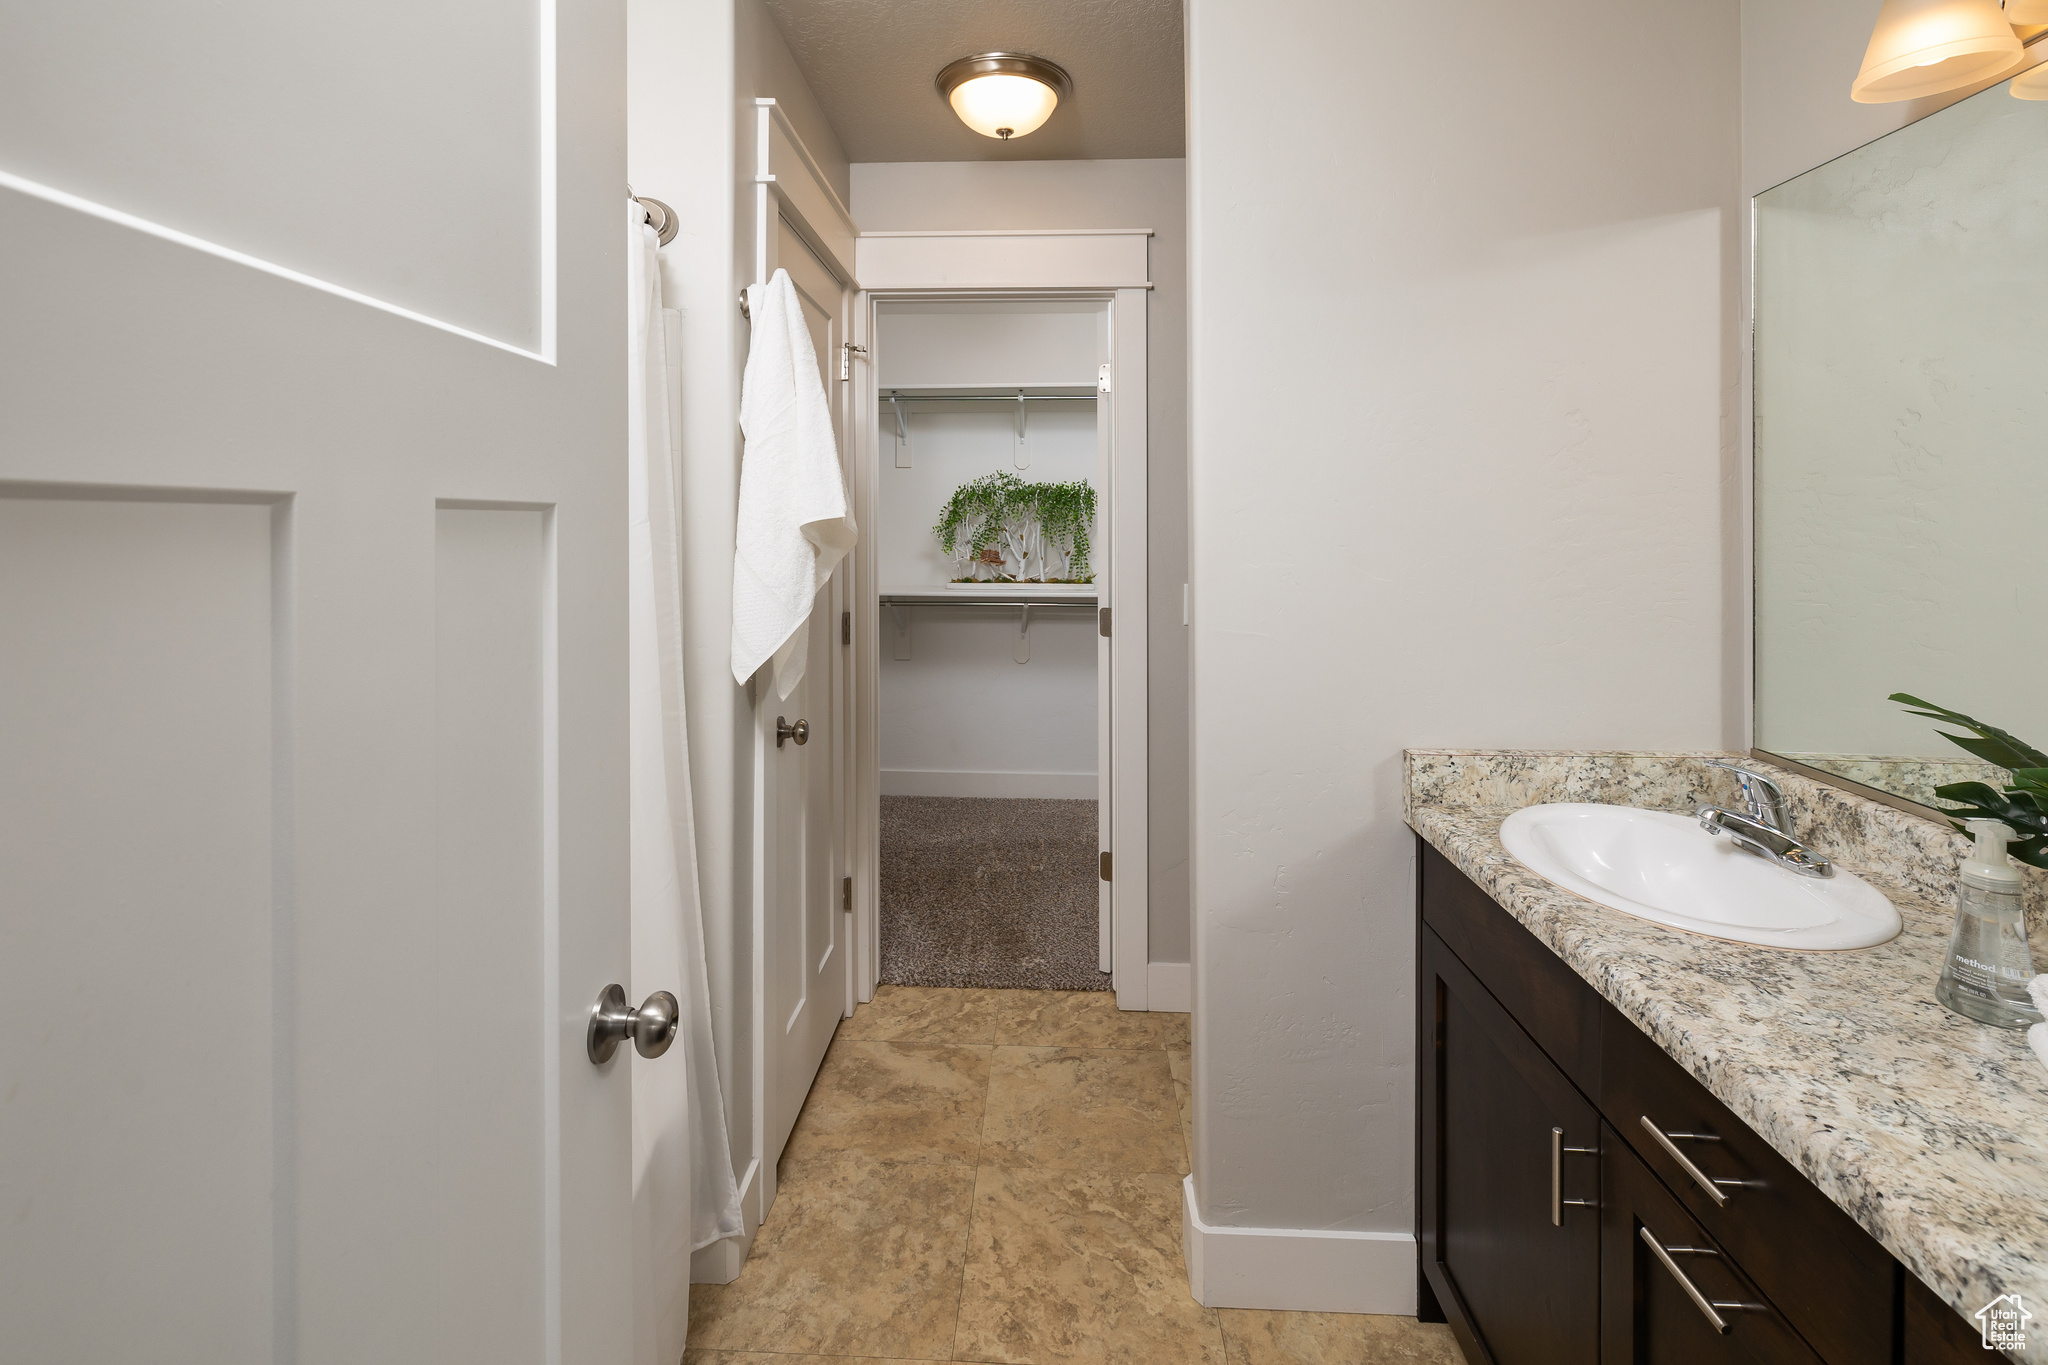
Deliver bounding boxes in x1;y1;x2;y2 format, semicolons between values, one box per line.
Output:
1927;779;2048;868
1886;694;2048;769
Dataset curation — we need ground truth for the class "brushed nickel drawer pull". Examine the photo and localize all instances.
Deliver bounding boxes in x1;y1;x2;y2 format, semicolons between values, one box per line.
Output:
1640;1115;1749;1206
1639;1227;1733;1332
1638;1227;1763;1334
1551;1126;1599;1225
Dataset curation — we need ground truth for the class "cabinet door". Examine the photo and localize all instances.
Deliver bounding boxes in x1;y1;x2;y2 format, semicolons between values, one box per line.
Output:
1601;1122;1824;1364
1421;928;1601;1365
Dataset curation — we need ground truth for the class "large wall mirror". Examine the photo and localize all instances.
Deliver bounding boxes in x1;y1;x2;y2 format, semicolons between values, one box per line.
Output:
1754;75;2048;812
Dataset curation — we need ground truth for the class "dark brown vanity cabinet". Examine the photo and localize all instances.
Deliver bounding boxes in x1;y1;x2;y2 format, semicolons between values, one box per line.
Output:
1421;928;1601;1365
1416;836;1997;1365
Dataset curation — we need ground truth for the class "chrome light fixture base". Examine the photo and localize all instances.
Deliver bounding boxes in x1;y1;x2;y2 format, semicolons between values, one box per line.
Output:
935;52;1074;104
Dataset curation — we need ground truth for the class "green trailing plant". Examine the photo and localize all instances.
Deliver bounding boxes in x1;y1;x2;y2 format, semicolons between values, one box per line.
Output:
1034;480;1097;582
1889;692;2048;868
932;471;1023;576
931;474;1096;583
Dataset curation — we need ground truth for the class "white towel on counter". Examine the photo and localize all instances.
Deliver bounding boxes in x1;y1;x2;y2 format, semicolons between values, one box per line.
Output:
731;269;856;699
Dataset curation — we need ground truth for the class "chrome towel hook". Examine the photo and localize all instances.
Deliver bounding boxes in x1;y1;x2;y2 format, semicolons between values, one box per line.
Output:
630;192;678;247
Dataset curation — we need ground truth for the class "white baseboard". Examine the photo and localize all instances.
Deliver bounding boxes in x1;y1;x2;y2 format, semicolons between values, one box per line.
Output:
1145;960;1190;1012
1181;1175;1417;1314
690;1158;760;1284
881;768;1095;800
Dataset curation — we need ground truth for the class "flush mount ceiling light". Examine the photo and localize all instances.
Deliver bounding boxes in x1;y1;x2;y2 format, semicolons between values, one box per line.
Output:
1851;0;2022;102
936;53;1072;141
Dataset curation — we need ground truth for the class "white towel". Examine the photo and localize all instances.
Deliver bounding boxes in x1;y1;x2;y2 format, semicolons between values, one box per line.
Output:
731;269;856;698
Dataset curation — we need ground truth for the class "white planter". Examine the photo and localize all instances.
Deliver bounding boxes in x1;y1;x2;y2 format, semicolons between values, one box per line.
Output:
944;581;1094;595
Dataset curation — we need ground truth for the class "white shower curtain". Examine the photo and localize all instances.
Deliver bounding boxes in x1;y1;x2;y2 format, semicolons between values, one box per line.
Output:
627;198;743;1365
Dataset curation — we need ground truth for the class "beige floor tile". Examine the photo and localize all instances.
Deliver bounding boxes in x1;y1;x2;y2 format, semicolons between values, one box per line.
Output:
980;1046;1186;1176
783;1039;992;1167
1167;1048;1193;1166
686;1151;975;1360
989;989;1190;1050
954;1165;1224;1365
839;985;1012;1045
1216;1309;1466;1365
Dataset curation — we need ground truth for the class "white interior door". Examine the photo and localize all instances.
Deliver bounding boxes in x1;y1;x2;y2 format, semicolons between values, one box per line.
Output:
758;218;852;1181
0;5;633;1362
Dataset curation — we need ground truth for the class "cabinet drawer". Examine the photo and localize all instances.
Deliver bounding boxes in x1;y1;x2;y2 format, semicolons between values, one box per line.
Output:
1602;1122;1825;1364
1603;1010;1895;1365
1420;839;1602;1093
1905;1270;2017;1363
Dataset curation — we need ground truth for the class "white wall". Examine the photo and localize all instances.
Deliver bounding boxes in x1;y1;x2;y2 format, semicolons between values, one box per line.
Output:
627;0;847;1276
852;159;1192;961
1184;0;1741;1287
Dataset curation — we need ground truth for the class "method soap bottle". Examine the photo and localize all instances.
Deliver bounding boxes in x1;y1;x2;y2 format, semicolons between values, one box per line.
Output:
1935;819;2042;1029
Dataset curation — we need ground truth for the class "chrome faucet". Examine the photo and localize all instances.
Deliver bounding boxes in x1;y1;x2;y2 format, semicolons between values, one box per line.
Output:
1697;761;1833;879
1707;760;1788;832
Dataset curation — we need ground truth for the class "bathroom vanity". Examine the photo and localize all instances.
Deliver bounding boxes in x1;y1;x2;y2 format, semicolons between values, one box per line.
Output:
1409;751;2048;1365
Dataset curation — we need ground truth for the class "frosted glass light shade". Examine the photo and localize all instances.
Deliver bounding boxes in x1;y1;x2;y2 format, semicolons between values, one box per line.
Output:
2011;56;2048;95
1850;0;2023;102
2007;0;2048;22
949;75;1060;139
935;53;1073;141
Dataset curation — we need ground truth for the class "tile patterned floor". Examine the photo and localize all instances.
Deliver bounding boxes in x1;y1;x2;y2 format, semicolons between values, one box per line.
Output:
684;985;1464;1365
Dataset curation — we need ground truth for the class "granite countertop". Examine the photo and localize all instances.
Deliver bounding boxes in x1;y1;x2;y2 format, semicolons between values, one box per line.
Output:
1405;749;2048;1360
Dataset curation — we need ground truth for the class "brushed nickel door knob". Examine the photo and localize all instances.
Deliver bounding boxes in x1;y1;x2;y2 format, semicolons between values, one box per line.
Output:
776;716;809;747
587;983;680;1064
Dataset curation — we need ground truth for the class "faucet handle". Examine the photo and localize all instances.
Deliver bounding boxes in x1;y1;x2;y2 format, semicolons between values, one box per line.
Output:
1705;760;1786;830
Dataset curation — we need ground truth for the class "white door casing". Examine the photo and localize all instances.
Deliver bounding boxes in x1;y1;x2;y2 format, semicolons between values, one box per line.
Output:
743;100;859;1227
845;262;1151;1011
0;5;634;1362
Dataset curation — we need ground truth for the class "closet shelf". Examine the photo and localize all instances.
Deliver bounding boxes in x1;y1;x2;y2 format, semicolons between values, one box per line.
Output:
881;587;1096;608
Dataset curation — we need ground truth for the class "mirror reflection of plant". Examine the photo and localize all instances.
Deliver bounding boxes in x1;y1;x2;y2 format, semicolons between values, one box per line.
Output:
1889;693;2048;868
931;473;1095;583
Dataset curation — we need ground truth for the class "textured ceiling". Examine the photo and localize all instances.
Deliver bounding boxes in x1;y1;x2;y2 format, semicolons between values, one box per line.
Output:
762;0;1184;163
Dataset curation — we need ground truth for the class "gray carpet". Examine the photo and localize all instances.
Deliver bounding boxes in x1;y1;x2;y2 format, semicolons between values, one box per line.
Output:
879;795;1110;991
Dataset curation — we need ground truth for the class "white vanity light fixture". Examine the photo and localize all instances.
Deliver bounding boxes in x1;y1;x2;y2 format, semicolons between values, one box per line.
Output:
2003;0;2048;95
936;53;1072;140
1851;0;2022;102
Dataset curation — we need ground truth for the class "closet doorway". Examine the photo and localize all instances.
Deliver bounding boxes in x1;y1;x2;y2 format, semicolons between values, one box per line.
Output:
847;263;1152;1010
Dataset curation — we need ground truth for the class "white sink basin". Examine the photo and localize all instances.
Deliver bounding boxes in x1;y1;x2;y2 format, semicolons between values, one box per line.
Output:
1499;804;1901;951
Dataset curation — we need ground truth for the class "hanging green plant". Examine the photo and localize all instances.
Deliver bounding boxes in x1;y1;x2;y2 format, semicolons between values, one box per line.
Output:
931;474;1096;583
1888;693;2048;868
933;471;1024;578
1035;479;1097;582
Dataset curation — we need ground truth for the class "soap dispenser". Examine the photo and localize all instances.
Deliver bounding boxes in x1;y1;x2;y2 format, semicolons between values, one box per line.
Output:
1935;819;2042;1029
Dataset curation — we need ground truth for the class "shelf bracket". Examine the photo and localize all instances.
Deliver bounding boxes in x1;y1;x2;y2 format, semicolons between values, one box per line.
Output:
888;601;910;660
1014;603;1033;664
1014;391;1029;469
890;392;910;468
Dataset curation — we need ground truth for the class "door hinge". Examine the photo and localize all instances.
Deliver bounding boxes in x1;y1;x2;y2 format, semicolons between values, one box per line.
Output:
1098;606;1111;638
842;609;851;646
1100;851;1112;882
842;875;852;912
840;341;867;382
1097;362;1112;395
